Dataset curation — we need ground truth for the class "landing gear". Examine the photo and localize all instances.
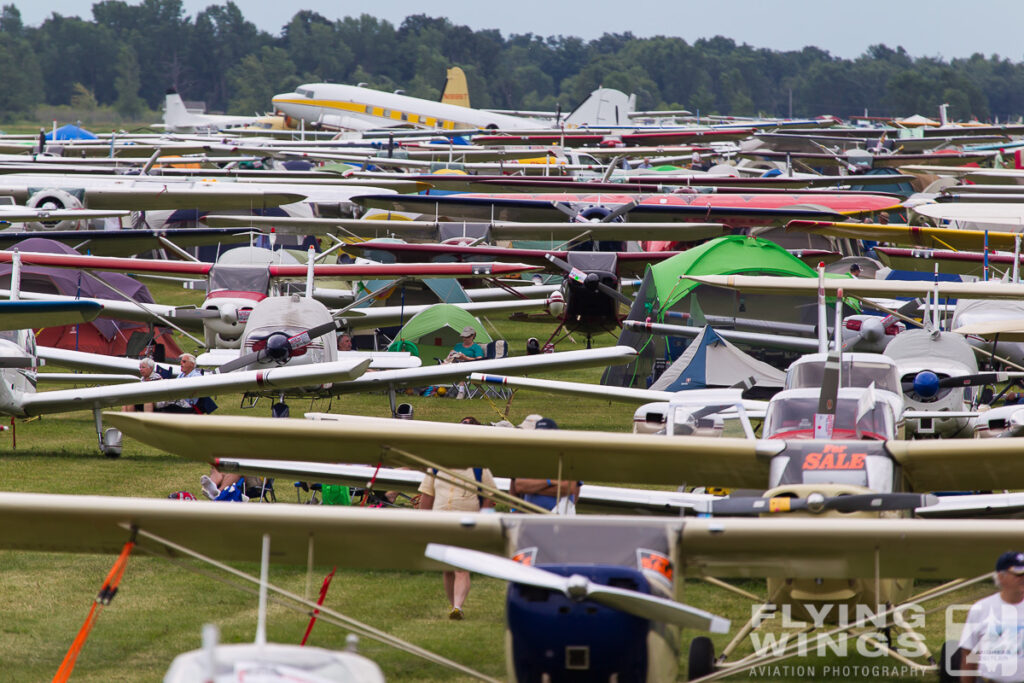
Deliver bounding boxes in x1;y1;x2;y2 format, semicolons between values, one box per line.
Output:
94;407;122;457
687;636;715;680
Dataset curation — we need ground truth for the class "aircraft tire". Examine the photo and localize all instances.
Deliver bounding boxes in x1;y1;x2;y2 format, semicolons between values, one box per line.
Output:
687;636;715;680
937;640;960;683
25;188;84;231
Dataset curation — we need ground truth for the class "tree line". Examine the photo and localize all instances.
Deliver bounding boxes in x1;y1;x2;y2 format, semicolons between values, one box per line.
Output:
0;0;1020;124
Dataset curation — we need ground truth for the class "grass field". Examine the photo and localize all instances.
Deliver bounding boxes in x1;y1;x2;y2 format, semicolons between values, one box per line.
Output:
0;278;988;681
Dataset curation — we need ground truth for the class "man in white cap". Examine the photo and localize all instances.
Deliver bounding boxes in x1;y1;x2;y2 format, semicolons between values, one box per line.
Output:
956;550;1024;682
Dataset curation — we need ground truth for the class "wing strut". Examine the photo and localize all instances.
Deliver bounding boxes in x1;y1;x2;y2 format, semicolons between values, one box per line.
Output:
124;524;500;681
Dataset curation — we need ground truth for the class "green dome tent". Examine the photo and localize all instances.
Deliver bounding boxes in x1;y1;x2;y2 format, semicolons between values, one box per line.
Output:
605;235;854;388
387;304;493;365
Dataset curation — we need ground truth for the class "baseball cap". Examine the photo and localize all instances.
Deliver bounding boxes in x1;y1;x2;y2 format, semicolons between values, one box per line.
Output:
460;326;476;337
996;551;1024;574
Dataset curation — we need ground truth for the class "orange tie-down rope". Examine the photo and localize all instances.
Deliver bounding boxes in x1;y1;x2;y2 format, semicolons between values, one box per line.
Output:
52;540;135;683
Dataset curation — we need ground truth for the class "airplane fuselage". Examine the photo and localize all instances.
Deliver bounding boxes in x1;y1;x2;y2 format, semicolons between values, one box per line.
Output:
273;83;541;132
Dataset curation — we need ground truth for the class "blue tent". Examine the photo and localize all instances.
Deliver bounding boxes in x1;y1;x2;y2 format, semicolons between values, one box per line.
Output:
45;124;98;141
649;325;784;392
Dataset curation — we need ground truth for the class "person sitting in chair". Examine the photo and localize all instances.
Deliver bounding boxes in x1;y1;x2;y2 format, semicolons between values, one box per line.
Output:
448;326;484;362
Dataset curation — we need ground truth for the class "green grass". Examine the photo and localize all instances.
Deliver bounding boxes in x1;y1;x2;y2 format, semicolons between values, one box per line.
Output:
0;279;983;681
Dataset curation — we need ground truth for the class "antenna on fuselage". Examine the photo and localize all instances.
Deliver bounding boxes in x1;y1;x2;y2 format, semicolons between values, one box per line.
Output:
816;262;827;353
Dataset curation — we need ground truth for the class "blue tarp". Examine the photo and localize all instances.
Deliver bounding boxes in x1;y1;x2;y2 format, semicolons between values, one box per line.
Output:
45;124;97;140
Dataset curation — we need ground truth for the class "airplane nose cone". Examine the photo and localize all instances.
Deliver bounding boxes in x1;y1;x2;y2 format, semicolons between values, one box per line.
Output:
913;370;941;399
263;333;292;364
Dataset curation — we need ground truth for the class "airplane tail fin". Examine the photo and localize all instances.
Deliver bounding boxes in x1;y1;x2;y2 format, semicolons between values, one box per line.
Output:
564;88;635;127
441;67;471;108
163;88;193;132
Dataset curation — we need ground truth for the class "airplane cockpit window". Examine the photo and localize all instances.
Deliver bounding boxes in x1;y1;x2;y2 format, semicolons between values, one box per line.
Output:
576;154;600;166
296;88;314;99
0;329;18;344
765;397;893;440
787;360;899;394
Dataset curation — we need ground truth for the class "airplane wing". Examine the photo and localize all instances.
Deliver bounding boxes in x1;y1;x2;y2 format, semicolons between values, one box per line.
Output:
467;373;769;414
0;249;213;276
0;227;257;257
20;359;370;417
196;348;422;371
338;298;550;331
884;438;1024;492
268;262;541;279
677;516;1024;579
0;491;507;570
0;300;101;330
2;492;1021;579
211;457;720;515
622;321;820;354
105;412;775;488
349;193;860;225
0;208;129;222
319;345;638;394
786;220;1022;251
37;346;174;375
913;201;1024;228
0;289;206;330
202;215;731;242
685;274;1024;300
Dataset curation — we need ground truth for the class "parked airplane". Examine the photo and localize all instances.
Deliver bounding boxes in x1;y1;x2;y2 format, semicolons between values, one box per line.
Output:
273;82;543;132
0;246;541;349
161;88;283;133
105;410;1024;679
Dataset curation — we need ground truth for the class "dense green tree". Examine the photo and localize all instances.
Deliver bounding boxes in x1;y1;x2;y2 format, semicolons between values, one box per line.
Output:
5;5;1024;123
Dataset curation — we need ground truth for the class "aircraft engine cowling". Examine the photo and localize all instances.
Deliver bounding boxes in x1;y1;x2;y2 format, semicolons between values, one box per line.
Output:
25;188;85;231
573;206;622;223
546;291;566;318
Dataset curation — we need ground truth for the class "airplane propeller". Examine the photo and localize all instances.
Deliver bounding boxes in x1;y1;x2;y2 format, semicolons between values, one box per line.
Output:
544;253;632;306
217;319;339;373
902;371;1024;400
550;199;640;224
702;492;938;517
425;543;729;633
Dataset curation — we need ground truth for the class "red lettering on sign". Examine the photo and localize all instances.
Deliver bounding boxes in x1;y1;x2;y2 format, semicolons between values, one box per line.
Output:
802;444;867;470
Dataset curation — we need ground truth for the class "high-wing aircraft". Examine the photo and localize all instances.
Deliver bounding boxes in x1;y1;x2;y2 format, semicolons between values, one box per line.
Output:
105;409;1024;679
786;219;1024;252
0;246;541;349
202;215;732;246
349;191;903;227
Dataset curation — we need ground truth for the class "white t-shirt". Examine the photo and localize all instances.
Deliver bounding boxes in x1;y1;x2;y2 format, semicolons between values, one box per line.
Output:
958;592;1024;682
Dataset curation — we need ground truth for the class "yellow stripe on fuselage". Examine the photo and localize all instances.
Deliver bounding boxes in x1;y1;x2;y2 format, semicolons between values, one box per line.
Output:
274;98;460;130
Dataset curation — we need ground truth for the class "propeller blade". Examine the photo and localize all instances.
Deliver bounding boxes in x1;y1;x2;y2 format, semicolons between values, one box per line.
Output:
426;544;729;633
596;281;632;306
587;583;730;632
817;349;841;416
601;198;640;222
550;201;577;219
825;493;938;513
217;350;263;374
425;544;567;593
293;320;340;348
937;372;1024;389
544;253;573;274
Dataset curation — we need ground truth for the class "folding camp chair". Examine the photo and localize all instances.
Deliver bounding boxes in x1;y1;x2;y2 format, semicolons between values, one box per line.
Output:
465;340;513;399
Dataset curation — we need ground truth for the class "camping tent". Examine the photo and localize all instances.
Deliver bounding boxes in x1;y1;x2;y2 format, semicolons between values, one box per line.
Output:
604;235;853;388
0;238;182;359
649;326;785;393
44;124;98;140
387;304;492;365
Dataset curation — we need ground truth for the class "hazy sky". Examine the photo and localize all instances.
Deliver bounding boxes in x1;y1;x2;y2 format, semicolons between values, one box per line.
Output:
15;0;1024;61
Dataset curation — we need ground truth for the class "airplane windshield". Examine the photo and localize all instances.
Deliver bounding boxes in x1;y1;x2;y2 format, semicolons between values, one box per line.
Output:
765;397;892;439
787;360;899;394
0;330;18;345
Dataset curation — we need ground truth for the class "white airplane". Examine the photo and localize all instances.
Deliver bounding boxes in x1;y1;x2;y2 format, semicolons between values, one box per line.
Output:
161;88;266;133
273;82;543;132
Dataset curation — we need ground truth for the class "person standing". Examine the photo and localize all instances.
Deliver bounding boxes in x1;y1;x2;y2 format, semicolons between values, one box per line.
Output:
956;550;1024;682
417;466;496;619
